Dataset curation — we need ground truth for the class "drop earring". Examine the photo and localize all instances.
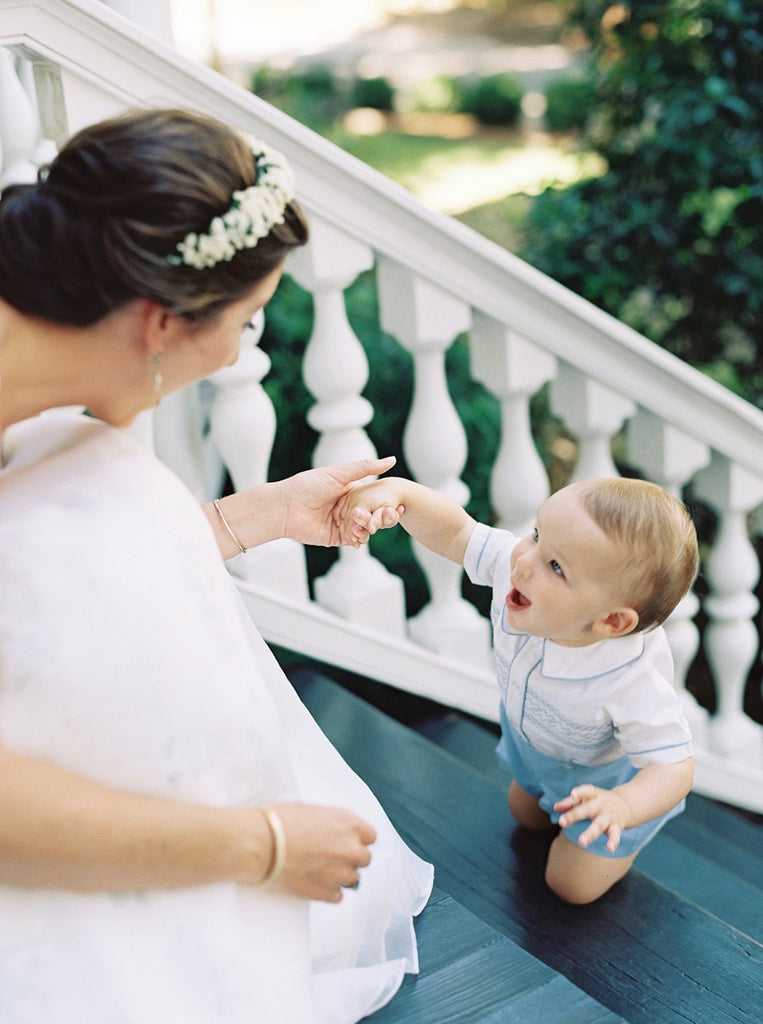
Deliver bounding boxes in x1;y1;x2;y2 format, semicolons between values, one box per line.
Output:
152;352;164;394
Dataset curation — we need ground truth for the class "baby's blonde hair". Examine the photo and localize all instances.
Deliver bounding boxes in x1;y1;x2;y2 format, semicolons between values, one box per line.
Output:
575;478;698;632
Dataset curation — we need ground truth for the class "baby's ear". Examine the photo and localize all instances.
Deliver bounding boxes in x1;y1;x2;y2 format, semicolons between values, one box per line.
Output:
593;606;639;639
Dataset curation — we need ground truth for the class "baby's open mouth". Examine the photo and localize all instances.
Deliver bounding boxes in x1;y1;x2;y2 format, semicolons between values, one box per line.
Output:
507;587;531;609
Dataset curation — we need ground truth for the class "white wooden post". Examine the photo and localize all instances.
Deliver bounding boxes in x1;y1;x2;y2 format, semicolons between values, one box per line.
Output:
209;315;309;598
627;409;711;743
551;363;635;481
377;259;491;666
288;221;406;634
0;49;38;187
470;312;556;536
694;454;763;767
16;57;57;167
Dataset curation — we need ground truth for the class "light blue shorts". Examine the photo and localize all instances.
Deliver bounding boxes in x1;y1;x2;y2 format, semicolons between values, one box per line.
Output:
497;714;684;859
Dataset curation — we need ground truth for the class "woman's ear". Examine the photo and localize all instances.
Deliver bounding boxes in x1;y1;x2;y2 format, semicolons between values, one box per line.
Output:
593;606;640;639
137;299;176;357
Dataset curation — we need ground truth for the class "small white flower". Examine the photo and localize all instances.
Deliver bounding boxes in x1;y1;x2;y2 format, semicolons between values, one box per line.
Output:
167;141;296;270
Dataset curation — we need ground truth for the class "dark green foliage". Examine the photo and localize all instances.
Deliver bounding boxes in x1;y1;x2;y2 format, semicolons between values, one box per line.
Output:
252;62;345;129
351;76;396;112
455;73;524;126
521;0;763;406
543;73;597;132
259;274;315;481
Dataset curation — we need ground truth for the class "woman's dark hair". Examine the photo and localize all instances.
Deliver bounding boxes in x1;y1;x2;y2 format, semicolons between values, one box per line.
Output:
0;108;308;326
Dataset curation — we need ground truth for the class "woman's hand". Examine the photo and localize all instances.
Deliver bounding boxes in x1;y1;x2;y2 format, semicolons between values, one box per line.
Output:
333;478;408;547
205;456;399;558
279;456;399;548
254;802;377;903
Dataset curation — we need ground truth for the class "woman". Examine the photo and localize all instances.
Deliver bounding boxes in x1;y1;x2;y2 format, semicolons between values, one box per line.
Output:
0;108;432;1022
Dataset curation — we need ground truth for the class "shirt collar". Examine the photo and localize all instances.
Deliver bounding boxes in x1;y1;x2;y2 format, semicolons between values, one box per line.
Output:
540;633;646;680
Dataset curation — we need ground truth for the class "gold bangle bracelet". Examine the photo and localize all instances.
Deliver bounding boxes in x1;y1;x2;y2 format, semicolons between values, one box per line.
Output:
259;806;287;886
213;498;247;555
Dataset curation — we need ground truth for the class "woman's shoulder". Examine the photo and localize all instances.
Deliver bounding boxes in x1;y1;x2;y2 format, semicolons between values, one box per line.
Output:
0;409;186;527
1;409;134;474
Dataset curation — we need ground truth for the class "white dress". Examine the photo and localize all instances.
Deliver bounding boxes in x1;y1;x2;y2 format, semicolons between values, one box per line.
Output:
0;410;433;1024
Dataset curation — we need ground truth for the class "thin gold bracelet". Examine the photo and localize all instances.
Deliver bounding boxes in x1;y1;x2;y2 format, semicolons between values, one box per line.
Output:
213;498;247;555
259;806;287;886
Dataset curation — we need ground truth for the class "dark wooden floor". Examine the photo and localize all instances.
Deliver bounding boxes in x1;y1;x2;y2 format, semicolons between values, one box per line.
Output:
290;668;763;1024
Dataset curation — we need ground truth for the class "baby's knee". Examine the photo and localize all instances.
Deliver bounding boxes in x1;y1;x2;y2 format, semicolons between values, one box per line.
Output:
545;835;635;904
508;781;552;831
544;861;600;905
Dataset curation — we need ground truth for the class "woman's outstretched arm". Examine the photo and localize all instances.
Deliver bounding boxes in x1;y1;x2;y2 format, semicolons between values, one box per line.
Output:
203;457;398;559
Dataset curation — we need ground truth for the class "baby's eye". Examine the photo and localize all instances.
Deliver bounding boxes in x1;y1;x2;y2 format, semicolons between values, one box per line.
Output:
550;560;565;577
242;319;257;331
531;528;539;543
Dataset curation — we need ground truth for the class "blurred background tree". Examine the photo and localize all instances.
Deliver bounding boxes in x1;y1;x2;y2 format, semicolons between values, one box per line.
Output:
521;0;763;407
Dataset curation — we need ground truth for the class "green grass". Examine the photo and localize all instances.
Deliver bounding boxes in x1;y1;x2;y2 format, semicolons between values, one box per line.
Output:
324;121;604;251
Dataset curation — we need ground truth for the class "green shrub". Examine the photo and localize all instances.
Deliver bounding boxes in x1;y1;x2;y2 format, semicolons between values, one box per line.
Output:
521;0;763;407
456;73;524;127
543;74;597;132
351;76;395;112
409;75;460;114
252;62;345;130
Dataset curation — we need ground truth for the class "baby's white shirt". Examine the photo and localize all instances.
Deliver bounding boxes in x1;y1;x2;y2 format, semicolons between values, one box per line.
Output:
464;522;694;768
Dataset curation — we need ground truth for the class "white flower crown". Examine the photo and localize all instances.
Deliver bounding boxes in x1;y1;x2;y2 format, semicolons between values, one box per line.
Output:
166;140;295;270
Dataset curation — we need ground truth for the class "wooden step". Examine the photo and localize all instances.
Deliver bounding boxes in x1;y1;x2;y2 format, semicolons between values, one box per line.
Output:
415;707;763;939
372;888;627;1023
291;669;763;1024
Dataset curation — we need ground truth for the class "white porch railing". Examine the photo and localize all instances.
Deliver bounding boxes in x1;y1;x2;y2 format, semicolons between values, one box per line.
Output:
1;0;761;813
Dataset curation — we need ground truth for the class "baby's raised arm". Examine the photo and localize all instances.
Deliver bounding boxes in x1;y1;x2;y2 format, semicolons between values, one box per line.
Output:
342;477;477;565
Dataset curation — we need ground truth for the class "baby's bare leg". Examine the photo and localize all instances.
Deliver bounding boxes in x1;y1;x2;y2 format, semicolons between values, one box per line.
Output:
508;780;553;830
545;832;637;904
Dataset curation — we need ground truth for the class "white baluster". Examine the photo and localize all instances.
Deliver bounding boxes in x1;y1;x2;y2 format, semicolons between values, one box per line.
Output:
470;312;556;535
694;455;763;767
0;49;38;186
627;409;712;743
208;327;274;491
153;385;211;495
377;259;491;666
211;315;309;598
16;57;57;166
154;313;309;599
550;363;636;480
288;221;406;634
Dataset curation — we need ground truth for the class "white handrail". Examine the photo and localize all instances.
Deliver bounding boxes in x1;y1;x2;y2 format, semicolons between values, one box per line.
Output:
1;0;761;478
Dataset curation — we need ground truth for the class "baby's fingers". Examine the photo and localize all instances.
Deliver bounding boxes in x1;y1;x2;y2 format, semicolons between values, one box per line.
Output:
578;817;621;851
555;785;598;824
605;824;621;852
381;503;405;525
346;509;372;548
351;508;372;530
362;504;404;535
369;506;399;532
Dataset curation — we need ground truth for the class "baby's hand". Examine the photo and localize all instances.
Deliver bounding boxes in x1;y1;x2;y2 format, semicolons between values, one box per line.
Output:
554;785;631;853
350;503;405;545
332;479;408;548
